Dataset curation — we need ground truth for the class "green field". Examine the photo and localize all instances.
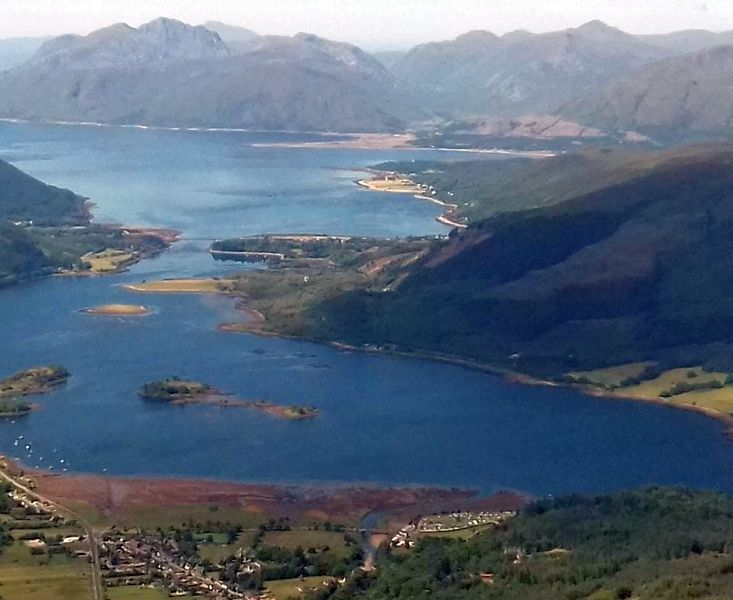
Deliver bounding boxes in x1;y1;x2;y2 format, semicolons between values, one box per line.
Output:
616;367;733;414
613;367;726;397
568;362;655;387
197;531;258;563
196;529;349;564
64;500;109;528
263;530;351;558
105;586;170;600
570;365;733;418
10;526;84;540
81;249;134;273
265;576;336;600
197;541;243;563
112;504;266;530
415;523;495;540
0;542;92;600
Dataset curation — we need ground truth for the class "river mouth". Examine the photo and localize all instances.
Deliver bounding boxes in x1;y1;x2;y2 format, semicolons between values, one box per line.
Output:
3;122;733;497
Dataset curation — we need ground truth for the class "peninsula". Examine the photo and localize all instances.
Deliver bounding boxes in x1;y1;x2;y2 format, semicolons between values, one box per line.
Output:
139;378;318;420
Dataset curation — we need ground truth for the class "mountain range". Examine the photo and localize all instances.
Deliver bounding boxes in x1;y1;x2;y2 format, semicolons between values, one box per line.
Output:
390;21;733;140
2;18;733;138
0;18;417;132
561;45;733;142
390;21;669;117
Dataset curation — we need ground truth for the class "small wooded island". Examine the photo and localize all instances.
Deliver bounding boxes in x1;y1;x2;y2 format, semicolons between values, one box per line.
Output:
139;378;318;420
0;366;70;417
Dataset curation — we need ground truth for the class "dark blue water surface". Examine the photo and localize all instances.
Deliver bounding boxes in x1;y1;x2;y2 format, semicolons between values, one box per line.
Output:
2;121;733;497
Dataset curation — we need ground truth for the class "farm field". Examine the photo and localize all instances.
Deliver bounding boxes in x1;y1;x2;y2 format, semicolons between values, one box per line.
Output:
265;576;336;600
262;530;353;558
106;586;170;600
0;543;92;600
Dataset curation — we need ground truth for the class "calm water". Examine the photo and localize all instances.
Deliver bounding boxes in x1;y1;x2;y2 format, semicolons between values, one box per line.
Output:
2;121;733;497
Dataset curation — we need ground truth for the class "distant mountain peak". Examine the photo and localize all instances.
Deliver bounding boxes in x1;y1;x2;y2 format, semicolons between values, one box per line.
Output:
203;21;258;38
91;23;135;36
0;17;414;133
454;30;500;44
575;20;619;34
28;16;229;70
202;21;260;53
139;16;187;30
294;32;324;44
502;29;533;41
137;17;224;44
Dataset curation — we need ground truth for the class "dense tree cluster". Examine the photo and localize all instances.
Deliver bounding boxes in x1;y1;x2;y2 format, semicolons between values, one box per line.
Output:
309;488;733;600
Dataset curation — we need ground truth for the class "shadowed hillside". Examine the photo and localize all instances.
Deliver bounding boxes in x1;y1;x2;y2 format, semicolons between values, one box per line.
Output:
307;144;733;376
0;158;88;225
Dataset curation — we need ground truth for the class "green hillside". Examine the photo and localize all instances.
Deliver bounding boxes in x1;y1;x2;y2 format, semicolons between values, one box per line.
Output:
0;222;53;283
0;158;88;225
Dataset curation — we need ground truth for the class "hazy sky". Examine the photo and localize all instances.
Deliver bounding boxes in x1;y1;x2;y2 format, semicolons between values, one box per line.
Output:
3;0;733;49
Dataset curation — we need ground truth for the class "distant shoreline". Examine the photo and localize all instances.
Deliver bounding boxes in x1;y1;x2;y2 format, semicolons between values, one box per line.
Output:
254;133;557;156
0;118;557;156
356;172;468;229
0;117;420;139
0;117;351;136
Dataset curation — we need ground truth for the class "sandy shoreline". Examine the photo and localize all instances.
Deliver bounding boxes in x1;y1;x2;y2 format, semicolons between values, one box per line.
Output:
0;117;390;137
0;119;557;157
252;132;557;156
356;174;468;229
252;132;419;150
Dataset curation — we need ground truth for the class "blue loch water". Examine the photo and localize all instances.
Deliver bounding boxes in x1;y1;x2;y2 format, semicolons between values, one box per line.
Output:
2;121;733;497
